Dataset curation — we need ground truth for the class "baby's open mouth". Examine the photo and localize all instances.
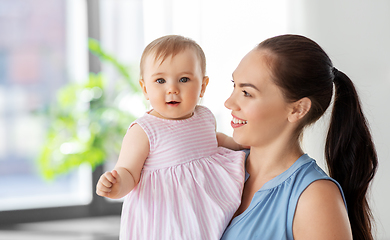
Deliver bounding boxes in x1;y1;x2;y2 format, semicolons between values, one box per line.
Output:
166;101;180;105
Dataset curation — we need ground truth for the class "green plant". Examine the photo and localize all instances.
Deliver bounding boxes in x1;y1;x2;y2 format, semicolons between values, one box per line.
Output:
38;38;143;180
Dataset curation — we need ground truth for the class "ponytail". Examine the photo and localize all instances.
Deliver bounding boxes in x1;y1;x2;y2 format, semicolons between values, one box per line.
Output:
325;69;378;240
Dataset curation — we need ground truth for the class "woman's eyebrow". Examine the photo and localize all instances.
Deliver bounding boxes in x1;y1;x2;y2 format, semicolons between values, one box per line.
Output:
239;83;260;91
232;72;260;91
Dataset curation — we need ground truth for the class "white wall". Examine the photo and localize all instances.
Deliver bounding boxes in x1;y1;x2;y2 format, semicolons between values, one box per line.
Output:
288;1;390;239
101;1;390;238
201;1;390;238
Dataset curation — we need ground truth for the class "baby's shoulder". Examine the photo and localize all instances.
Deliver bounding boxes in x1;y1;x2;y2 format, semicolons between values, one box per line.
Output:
195;105;214;118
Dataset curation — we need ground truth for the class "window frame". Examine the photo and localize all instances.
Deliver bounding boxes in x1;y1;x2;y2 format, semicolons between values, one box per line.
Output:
0;0;121;225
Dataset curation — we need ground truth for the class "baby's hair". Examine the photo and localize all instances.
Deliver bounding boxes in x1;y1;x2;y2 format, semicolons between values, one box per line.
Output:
140;35;206;78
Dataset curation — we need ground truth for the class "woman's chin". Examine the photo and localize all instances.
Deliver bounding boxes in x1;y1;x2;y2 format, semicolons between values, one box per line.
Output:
232;134;247;148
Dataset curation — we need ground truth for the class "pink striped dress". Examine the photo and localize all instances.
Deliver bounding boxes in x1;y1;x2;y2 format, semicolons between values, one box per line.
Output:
120;105;245;240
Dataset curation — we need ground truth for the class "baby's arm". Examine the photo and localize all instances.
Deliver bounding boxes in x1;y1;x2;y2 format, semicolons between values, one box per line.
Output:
96;124;149;199
216;132;248;151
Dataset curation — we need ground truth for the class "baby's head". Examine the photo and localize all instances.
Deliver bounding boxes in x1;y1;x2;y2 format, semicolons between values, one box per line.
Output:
140;35;206;78
139;35;209;120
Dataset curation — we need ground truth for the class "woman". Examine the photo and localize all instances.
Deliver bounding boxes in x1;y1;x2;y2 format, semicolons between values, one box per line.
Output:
221;34;377;240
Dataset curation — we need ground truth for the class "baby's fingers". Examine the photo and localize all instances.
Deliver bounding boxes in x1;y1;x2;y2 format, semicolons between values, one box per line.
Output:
96;186;111;197
111;170;121;182
102;171;117;186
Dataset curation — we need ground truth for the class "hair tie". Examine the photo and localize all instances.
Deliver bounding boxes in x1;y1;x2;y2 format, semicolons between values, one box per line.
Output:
332;67;339;81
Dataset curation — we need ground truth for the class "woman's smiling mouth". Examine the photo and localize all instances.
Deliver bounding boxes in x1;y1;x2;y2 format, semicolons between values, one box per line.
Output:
231;115;247;128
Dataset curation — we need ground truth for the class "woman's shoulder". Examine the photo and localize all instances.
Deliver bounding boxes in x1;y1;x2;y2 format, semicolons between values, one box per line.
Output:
288;156;346;205
293;177;352;239
297;179;346;209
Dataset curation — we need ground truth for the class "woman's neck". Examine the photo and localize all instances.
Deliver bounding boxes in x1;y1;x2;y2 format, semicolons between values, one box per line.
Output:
247;141;303;180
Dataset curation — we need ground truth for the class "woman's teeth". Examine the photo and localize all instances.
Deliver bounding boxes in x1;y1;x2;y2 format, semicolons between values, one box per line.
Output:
233;117;247;124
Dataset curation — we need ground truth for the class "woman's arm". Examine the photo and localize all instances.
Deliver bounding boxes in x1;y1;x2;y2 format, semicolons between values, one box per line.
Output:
96;124;149;199
293;180;352;240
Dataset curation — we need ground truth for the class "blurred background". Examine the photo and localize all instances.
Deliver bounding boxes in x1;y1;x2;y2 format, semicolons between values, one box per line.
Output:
0;0;389;239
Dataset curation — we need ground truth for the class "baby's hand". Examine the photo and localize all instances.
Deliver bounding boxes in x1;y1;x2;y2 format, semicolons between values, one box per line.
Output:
239;144;250;149
96;170;121;199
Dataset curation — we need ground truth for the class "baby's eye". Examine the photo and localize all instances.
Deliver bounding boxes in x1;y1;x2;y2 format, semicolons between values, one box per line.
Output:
242;90;251;97
231;80;235;88
156;78;166;84
179;77;189;83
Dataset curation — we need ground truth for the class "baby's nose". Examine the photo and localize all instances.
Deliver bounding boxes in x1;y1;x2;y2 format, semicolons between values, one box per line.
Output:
167;84;179;94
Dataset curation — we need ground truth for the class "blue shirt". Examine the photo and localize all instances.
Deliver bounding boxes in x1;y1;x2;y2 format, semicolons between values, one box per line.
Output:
221;152;346;240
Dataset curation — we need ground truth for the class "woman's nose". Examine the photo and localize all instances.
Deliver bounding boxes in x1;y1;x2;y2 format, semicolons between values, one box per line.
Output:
224;93;237;110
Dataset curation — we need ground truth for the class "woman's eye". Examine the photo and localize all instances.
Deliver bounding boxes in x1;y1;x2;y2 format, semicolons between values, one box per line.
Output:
179;77;189;83
242;90;251;97
156;78;165;84
231;80;235;88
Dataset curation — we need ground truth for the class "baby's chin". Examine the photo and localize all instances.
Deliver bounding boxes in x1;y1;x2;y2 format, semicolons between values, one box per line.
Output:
151;110;194;120
171;112;194;120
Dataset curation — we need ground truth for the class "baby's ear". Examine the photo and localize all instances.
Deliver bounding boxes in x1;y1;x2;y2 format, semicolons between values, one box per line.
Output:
200;76;209;97
139;79;149;100
288;97;311;123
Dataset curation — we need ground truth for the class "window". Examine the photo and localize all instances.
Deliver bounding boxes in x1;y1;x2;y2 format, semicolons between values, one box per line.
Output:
0;0;122;224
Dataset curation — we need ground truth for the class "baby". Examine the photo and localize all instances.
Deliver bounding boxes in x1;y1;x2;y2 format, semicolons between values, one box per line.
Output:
96;35;245;239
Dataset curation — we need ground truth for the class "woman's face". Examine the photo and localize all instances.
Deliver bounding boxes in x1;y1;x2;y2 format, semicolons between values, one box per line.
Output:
224;49;293;148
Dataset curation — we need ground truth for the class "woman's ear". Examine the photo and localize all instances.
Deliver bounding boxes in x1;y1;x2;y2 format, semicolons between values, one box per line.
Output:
288;97;311;123
200;76;209;98
139;79;149;100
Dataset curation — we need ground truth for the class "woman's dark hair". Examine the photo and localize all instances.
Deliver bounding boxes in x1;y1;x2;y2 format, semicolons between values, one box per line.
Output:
257;34;378;240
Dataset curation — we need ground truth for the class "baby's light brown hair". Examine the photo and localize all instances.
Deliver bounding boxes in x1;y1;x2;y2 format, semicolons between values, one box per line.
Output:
140;35;206;78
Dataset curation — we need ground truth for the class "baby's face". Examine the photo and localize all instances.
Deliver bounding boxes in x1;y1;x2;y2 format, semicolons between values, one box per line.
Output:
140;49;208;120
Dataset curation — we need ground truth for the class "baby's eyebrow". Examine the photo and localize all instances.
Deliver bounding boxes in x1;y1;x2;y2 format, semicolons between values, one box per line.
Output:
151;72;164;77
239;83;260;91
178;72;194;76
